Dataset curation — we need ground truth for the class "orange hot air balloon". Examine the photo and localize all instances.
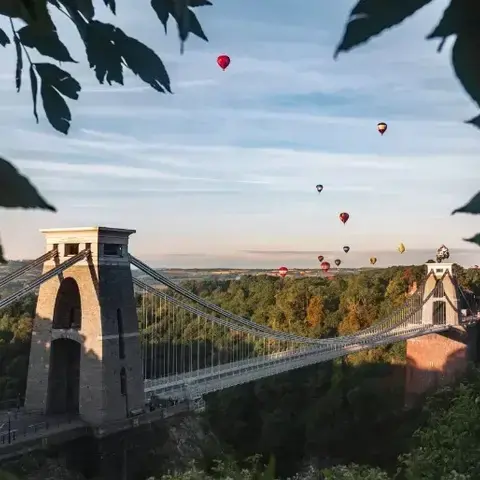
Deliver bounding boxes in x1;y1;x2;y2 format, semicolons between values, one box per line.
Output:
321;261;330;272
278;266;288;278
217;55;230;71
339;212;349;225
370;257;377;265
377;122;387;135
317;255;324;262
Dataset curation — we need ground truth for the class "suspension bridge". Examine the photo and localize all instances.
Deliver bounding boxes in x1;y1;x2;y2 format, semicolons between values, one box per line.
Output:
0;227;478;448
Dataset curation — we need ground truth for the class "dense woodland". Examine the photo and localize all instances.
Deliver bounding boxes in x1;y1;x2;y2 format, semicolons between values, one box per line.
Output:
1;265;480;478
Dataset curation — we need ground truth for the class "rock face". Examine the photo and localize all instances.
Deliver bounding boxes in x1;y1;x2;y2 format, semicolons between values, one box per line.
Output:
155;412;221;473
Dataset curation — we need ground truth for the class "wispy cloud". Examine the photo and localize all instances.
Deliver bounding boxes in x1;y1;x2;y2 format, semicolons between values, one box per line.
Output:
1;0;479;266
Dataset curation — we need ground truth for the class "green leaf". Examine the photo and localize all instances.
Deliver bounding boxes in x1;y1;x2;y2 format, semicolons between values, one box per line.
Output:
35;63;79;134
334;0;433;58
188;0;212;6
1;1;54;34
40;83;71;134
0;242;6;264
74;0;95;20
187;9;208;41
426;0;459;41
14;36;22;92
452;32;480;109
52;0;95;21
466;114;480;129
451;191;480;215
35;63;80;99
18;24;76;62
0;156;55;211
29;64;38;123
114;27;171;93
151;0;170;33
0;28;10;47
103;0;115;14
464;234;480;247
85;21;123;84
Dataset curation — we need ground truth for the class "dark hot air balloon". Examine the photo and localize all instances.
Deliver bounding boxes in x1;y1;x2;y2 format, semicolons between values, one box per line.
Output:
370;257;377;265
335;259;341;267
278;266;288;278
217;55;230;71
343;246;350;253
316;184;323;193
317;255;324;262
377;122;387;135
321;261;330;273
339;212;349;225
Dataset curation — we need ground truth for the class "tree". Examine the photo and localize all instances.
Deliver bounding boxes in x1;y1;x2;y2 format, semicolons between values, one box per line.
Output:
306;296;325;329
0;0;211;262
335;0;480;247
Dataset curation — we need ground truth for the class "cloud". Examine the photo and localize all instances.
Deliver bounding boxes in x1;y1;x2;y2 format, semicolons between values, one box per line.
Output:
1;0;480;266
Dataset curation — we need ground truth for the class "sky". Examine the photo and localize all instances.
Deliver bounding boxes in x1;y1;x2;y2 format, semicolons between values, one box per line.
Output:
1;0;480;269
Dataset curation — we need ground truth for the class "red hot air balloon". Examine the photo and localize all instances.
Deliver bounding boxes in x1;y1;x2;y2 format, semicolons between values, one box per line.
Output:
339;212;349;225
377;122;387;135
217;55;230;71
317;255;324;262
321;261;330;273
278;266;288;278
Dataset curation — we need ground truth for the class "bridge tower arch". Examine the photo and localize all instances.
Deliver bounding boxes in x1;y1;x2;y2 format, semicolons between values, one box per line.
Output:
421;263;460;327
24;227;144;425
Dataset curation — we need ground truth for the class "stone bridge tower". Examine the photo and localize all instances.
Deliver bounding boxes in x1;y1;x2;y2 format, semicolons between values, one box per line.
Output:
405;262;476;406
24;227;144;425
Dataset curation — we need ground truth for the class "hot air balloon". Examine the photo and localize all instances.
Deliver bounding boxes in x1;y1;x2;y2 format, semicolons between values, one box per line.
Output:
317;255;324;263
335;259;341;267
370;257;377;265
217;55;230;71
398;243;405;254
316;184;323;193
377;122;387;135
343;246;350;253
339;212;349;225
321;261;330;273
278;266;288;278
436;244;450;263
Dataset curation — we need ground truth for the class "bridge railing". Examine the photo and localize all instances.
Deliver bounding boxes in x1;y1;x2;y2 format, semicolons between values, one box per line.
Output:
0;415;79;447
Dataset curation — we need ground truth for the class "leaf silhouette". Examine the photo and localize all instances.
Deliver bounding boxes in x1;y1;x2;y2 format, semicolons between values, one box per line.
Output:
151;0;208;43
464;234;480;247
0;242;5;264
466;114;480;129
74;0;95;20
0;156;55;211
114;27;171;93
35;63;80;134
85;21;123;85
0;28;10;47
335;0;433;58
452;32;480;109
189;0;212;6
18;25;76;62
426;0;458;42
451;191;480;215
151;0;170;33
35;63;81;99
29;64;38;122
14;35;22;92
102;0;116;14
